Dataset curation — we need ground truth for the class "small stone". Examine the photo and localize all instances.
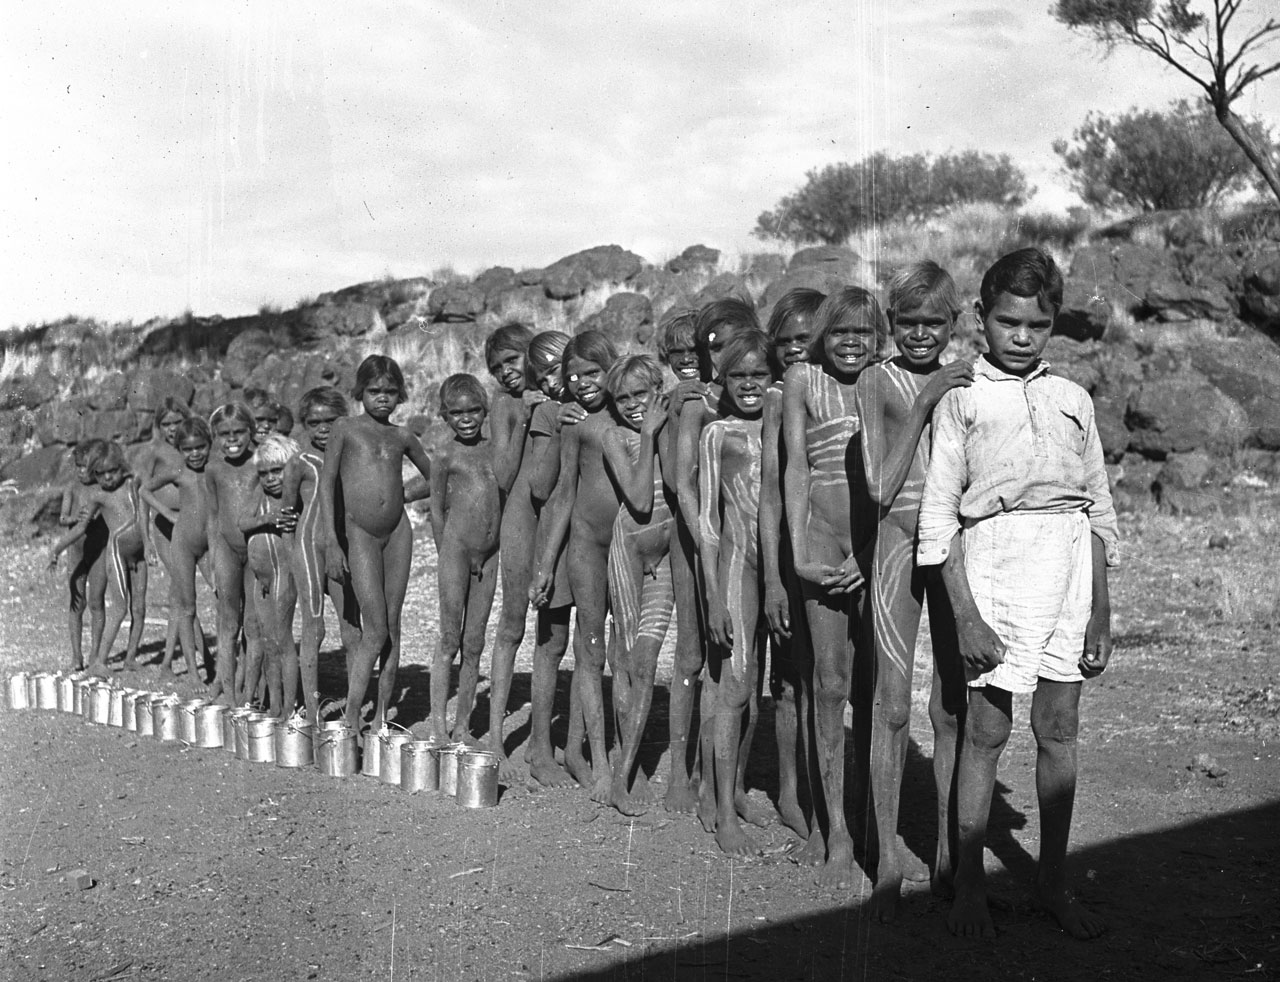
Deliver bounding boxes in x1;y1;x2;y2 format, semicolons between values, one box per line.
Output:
63;869;93;890
1208;533;1231;550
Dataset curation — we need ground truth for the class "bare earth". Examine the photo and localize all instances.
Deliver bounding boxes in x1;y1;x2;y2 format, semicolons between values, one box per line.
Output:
1;499;1277;981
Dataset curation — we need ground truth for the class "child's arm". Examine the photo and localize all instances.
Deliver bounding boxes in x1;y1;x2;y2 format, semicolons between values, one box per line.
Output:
697;424;731;647
1081;534;1112;677
48;499;102;566
237;490;297;536
139;471;181;525
529;423;581;607
857;362;972;508
404;474;431;504
674;398;705;550
938;533;1006;678
281;458;305;515
58;487;77;527
601;413;665;517
491;396;531;494
758;388;789;638
428;448;447;551
319;423;348;579
402;429;434;490
781;369;841;589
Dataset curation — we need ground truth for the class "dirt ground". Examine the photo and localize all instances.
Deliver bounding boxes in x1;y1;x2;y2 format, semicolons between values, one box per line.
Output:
1;497;1278;982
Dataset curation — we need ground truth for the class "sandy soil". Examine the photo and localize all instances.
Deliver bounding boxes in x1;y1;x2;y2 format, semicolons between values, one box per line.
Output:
1;498;1277;981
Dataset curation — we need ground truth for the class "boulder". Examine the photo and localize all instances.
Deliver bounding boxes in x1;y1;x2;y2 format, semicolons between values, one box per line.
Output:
192;381;234;417
1047;343;1101;393
518;268;545;286
35;398;90;446
472;267;520;302
1240;253;1280;331
0;369;61;411
1153;450;1220;516
382;297;432;332
0;445;68;489
577;293;654;348
541;245;645;300
1126;372;1249;458
84;371;129;411
1091;395;1129;463
427;283;487;322
85;409;150;445
222;329;275;388
1143;275;1233;322
689;274;754;311
788;245;862;279
745;254;787;283
484;285;559;330
126;370;195;412
1187;336;1280;450
295;302;383;343
759;268;847;314
666;244;721;274
0;408;36;446
1055;278;1111;341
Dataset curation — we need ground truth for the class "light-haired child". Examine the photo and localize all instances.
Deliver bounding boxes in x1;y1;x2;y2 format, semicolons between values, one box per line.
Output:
918;248;1116;940
322;355;433;737
856;261;972;920
58;439;109;670
429;373;502;745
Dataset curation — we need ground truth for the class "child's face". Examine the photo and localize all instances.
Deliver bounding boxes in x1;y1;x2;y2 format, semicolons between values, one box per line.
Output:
179;435;210;471
706;324;744;379
158;411;185;446
892;297;953;370
822;313;877;380
530;357;563;399
723;351;772;417
772;313;813;369
361;376;402;421
487;348;527;397
94;462;126;492
215;418;252;461
251;404;279;442
612;376;659;432
441;392;487;443
75;458;96;485
978;292;1053;377
565;356;607;410
664;336;700;381
302;406;342;452
257;460;286;498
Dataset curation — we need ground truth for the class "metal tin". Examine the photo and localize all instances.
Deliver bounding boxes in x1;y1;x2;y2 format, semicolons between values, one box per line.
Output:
246;715;276;763
317;720;358;777
89;683;113;725
380;731;413;786
25;673;40;708
154;696;182;741
135;693;157;736
57;674;79;712
8;673;31;709
195;704;226;748
275;715;314;768
361;726;384;778
232;709;257;759
107;687;128;726
73;677;95;716
121;690;141;731
224;707;251;752
178;700;206;743
438;742;465;797
455;750;500;808
36;673;59;710
400;740;438;793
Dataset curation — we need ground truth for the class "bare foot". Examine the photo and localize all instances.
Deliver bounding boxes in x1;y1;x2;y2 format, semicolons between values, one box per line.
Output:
564;747;593;790
869;870;903;924
589;773;612;804
789;827;826;867
775;795;808;838
931;866;956;900
452;730;482;748
87;664;110;679
609;776;649;816
898;837;930;883
120;658;139;673
714;817;760;858
696;784;717;834
818;836;858;890
529;755;577;789
735;791;771;828
948;886;996;938
496;754;524;786
1035;885;1107;940
663;781;699;814
628;769;656;804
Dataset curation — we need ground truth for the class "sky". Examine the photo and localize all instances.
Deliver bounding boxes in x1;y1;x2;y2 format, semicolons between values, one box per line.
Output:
2;0;1277;327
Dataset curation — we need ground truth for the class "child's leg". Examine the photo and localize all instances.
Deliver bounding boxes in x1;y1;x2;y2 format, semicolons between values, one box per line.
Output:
276;562;299;718
606;524;642;770
242;565;269;708
295;538;325;723
91;532;132;674
123;549;148;669
664;521;704;813
86;547;108;669
67;546;88;670
488;498;536;776
432;537;470;742
772;561;813;838
372;514;411;732
948;685;1012;938
528;604;574;787
250;572;284;716
713;555;762;858
868;521;926;919
566;531;613;800
451;550;499;743
153;518;181;669
925;572;965;897
210;538;246;706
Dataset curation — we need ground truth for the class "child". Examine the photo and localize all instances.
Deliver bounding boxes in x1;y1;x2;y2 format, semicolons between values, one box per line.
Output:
428;374;502;745
917;248;1116;940
58;439;109;670
530;330;620;799
241;434;301;717
600;355;671;815
322;355;433;737
205;403;263;705
856;261;972;920
140;418;216;679
698;330;774;856
672;299;768;830
282;386;361;728
244;388;280;444
782;286;881;888
484;323;536;495
489;331;575;786
759;288;825;844
274;402;294;436
655;305;701;385
49;442;148;676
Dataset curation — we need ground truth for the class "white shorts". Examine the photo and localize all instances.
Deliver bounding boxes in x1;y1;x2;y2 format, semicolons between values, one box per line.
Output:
963;510;1091;694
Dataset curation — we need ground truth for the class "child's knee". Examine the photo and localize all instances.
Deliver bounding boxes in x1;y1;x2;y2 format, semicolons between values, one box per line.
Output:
874;687;912;732
1031;701;1080;747
968;707;1013;753
494;614;526;649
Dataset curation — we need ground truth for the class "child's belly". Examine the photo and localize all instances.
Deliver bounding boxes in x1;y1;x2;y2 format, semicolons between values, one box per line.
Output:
621;516;672;569
807;484;852;539
443;514;500;556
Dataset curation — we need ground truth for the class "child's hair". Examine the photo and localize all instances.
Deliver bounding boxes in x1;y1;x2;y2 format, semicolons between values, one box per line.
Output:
154;396;194;428
353;355;408;401
298;386;349;420
808;287;886;363
716;330;776;385
695;298;761;382
887;260;961;319
979;247;1064;316
174;417;212;448
439;373;489;411
209;402;255;434
253;433;302;469
604;354;665;399
765;288;826;339
655;305;698;364
94;441;127;474
483;323;535;366
243;387;274;410
274;403;294;435
525;331;571;387
560;331;619;392
72;438;109;467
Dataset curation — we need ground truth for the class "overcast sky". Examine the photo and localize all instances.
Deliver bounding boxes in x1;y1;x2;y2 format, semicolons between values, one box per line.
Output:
3;0;1277;327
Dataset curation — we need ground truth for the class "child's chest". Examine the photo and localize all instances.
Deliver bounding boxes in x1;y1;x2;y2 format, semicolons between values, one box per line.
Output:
348;424;404;464
211;460;258;503
966;379;1089;473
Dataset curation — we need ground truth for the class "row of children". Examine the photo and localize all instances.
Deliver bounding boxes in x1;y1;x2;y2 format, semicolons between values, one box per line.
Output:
48;246;1115;940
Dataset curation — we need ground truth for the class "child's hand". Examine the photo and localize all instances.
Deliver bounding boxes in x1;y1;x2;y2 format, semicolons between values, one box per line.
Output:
671;379;706;404
273;508;298;533
794;562;843;588
324;540;348;581
47;548;60;571
528;569;554;608
145;546;159;568
523;390;549;408
826;555;865;594
763;583;791;639
1080;606;1112;678
920;361;974;410
956;615;1005;678
708;597;734;649
641;401;668;438
557;404;587;428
